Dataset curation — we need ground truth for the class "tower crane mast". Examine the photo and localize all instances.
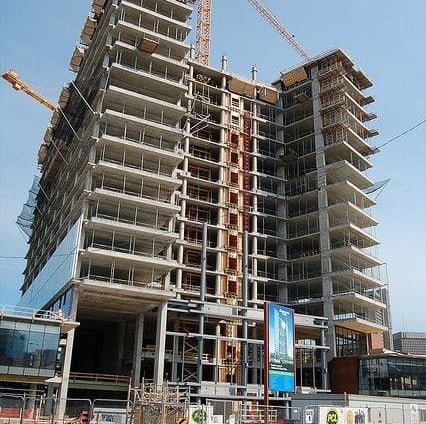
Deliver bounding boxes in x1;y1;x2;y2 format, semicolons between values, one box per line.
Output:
189;0;310;65
195;0;212;66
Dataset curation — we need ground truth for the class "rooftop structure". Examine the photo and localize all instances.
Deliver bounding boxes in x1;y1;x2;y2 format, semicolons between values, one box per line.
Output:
14;0;391;410
393;332;426;356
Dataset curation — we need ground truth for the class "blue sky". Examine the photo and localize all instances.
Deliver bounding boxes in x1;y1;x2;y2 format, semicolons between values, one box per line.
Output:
0;0;425;332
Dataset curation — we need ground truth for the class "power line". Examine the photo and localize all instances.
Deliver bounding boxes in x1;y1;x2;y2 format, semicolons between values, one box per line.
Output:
375;118;426;150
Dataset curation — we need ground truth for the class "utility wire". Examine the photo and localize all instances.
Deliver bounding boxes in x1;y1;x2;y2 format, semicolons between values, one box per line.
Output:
375;118;426;150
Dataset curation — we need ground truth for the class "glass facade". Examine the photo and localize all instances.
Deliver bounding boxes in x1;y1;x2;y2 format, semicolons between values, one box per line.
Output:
336;326;368;357
0;319;60;377
359;356;426;398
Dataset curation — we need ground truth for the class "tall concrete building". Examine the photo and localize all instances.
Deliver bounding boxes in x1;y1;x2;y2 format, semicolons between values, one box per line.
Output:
17;0;391;403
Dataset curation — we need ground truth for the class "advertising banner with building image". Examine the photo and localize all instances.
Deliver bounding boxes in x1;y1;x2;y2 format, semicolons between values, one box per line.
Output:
266;302;295;393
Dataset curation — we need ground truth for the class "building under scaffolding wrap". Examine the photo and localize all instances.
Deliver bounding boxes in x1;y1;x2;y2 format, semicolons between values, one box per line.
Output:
15;0;392;415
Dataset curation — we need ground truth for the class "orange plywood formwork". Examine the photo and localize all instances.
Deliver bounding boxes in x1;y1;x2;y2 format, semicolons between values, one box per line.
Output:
258;86;278;104
58;86;71;109
138;36;160;54
81;16;97;45
229;78;256;98
92;0;107;15
281;66;308;88
70;46;85;72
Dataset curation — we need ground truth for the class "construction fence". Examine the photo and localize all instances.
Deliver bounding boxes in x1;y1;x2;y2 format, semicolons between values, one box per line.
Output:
1;394;425;424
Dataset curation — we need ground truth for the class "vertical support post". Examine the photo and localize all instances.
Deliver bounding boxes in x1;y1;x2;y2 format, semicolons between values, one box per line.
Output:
241;230;249;395
154;302;168;387
263;303;269;424
132;314;145;388
320;325;328;390
56;289;79;421
197;222;207;399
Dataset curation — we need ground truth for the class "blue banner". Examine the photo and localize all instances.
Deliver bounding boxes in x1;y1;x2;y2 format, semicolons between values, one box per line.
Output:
267;303;295;392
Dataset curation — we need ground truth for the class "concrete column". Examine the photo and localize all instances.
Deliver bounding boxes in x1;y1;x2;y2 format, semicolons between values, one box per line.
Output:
45;383;56;417
153;302;168;387
171;319;179;382
56;289;79;421
132;314;144;388
312;67;336;359
116;321;126;374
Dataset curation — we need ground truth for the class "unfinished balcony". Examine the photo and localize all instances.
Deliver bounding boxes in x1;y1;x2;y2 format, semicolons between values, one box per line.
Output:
330;265;386;289
100;108;183;148
327;201;377;230
333;302;388;334
78;261;176;299
88;197;176;234
319;70;372;105
327;179;376;210
325;160;373;191
119;0;191;41
332;279;387;311
325;138;373;173
90;172;179;214
329;224;379;250
96;132;183;167
331;241;382;270
322;107;378;143
109;39;189;79
85;214;177;244
112;14;189;60
322;124;376;157
108;61;186;104
104;82;185;121
92;158;181;191
123;0;192;22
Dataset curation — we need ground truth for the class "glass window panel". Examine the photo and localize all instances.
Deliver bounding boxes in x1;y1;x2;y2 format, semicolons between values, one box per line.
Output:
12;329;28;367
29;324;46;333
27;331;45;368
41;333;60;369
44;326;60;335
0;321;16;330
15;322;32;331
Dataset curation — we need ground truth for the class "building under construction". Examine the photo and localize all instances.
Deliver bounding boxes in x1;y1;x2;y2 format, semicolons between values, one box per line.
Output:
14;0;391;410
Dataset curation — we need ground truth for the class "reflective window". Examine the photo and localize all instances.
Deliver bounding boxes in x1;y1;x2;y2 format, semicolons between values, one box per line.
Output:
359;356;426;397
0;320;60;377
335;326;367;357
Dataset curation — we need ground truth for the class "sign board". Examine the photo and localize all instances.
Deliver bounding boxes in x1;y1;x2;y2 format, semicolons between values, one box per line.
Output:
93;409;127;424
319;407;368;424
305;408;314;424
266;302;295;392
410;404;419;424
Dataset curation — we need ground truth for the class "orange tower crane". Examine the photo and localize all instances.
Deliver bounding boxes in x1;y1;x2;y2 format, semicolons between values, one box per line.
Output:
195;0;212;66
246;0;310;61
191;0;310;65
1;69;57;111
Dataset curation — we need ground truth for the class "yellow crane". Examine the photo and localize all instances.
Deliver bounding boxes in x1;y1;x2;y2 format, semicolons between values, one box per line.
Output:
246;0;310;61
1;69;57;111
191;0;310;65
